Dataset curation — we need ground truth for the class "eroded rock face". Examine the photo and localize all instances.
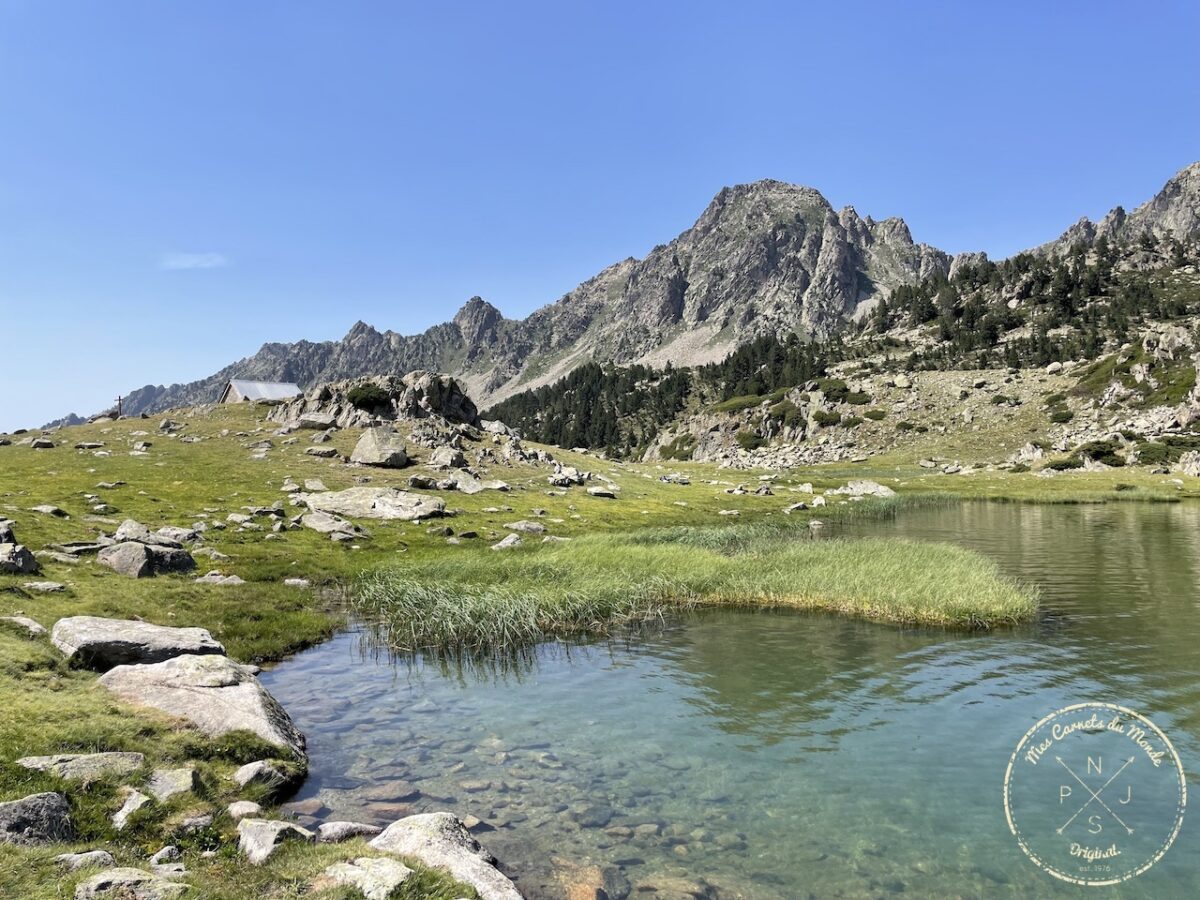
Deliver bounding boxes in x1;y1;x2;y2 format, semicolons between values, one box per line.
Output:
305;487;446;521
52;616;225;670
369;812;523;900
0;792;74;846
350;427;410;468
98;654;306;759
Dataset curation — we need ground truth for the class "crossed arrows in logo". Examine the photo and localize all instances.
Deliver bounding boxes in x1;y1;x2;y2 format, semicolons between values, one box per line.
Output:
1056;755;1136;835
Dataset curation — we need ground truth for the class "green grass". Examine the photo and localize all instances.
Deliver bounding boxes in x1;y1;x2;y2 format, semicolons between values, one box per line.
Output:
355;516;1039;652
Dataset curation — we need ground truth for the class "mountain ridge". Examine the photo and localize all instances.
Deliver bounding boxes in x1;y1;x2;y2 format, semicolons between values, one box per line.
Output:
84;164;1200;421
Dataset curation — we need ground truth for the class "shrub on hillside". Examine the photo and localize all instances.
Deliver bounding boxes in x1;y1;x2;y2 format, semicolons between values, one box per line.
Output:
347;383;392;410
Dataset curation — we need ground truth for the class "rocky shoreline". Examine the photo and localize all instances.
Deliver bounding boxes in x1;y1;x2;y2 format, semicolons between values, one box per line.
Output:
0;606;524;899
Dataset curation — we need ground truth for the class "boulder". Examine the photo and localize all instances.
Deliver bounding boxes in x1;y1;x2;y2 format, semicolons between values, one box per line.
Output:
300;511;362;537
429;446;467;469
318;820;383;843
73;867;185;899
297;412;336;430
306;446;339;458
0;792;74;846
52;616;225;670
227;800;262;821
324;857;413;899
114;520;183;548
369;812;522;900
232;759;301;797
97;542;196;578
306;487;445;521
0;543;40;575
350;428;410;468
503;520;546;534
23;581;65;592
586;486;617;499
54;849;116;871
237;818;315;865
146;767;200;802
1173;450;1200;477
98;654;306;759
0;519;13;543
490;534;522;551
111;789;151;831
829;479;896;498
397;371;481;426
17;752;144;783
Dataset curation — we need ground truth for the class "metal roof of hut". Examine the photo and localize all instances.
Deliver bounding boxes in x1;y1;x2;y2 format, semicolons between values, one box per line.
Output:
218;379;303;403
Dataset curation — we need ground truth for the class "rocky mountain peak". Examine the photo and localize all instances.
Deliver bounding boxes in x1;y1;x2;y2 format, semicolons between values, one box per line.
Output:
452;297;503;344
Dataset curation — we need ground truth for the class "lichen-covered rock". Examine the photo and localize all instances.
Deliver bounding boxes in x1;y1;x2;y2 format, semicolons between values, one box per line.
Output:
237;818;315;865
369;812;522;900
17;752;144;783
324;857;413;899
99;655;306;759
52;616;225;670
73;867;185;899
0;792;74;846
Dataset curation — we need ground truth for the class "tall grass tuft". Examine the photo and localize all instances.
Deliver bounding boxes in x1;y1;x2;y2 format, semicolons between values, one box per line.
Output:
354;525;1038;653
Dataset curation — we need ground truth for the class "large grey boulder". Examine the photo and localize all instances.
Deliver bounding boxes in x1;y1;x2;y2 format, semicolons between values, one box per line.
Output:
73;867;185;899
0;543;40;575
369;812;522;900
98;654;306;759
324;857;413;899
17;752;144;783
0;792;74;846
97;542;196;578
398;371;481;426
305;486;445;521
429;446;466;469
300;510;362;537
52;616;225;670
829;479;896;498
237;818;315;865
350;428;409;468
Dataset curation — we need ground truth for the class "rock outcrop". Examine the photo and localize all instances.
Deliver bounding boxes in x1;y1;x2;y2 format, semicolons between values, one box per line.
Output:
52;617;225;670
369;812;523;900
0;792;74;846
304;486;446;521
98;654;306;759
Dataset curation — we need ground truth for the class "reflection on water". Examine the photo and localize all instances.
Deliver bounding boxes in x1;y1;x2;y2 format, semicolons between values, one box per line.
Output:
261;502;1200;898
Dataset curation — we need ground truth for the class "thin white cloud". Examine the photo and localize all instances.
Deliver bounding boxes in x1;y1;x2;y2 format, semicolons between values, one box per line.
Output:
159;252;230;270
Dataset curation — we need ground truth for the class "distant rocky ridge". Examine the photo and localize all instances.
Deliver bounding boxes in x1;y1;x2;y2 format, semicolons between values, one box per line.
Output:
93;162;1200;421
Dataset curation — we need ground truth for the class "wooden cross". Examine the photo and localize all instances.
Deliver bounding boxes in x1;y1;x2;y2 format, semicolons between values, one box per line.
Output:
115;395;123;418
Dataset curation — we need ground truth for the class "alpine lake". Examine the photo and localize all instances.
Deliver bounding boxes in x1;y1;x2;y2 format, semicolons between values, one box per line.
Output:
261;501;1200;898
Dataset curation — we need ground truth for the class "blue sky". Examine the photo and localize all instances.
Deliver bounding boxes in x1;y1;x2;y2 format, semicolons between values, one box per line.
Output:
1;1;1197;431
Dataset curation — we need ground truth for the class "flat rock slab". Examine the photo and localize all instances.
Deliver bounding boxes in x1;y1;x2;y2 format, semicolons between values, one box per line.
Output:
52;616;225;671
306;486;445;521
237;818;315;865
324;857;413;899
147;767;200;802
369;812;522;900
23;581;65;592
112;789;151;831
73;867;185;899
17;752;144;783
0;792;74;846
98;654;306;759
0;615;46;637
54;849;116;871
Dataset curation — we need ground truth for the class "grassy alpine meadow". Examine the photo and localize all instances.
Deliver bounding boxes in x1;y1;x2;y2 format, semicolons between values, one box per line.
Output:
0;400;1192;897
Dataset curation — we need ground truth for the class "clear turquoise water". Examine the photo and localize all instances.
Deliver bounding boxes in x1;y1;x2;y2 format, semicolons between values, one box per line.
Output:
261;502;1200;898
